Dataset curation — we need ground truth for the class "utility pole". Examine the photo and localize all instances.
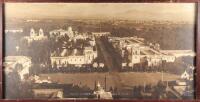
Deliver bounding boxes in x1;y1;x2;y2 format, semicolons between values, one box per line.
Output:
161;61;164;82
143;82;146;92
99;20;101;32
161;70;164;82
105;75;107;91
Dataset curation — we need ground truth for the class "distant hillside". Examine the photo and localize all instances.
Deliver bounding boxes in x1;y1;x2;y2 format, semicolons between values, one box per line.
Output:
111;23;195;50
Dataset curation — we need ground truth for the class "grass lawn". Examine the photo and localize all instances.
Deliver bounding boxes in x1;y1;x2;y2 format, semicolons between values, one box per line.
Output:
39;72;180;90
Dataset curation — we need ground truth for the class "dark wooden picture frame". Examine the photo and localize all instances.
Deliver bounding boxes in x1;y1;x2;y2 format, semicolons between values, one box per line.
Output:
0;0;199;101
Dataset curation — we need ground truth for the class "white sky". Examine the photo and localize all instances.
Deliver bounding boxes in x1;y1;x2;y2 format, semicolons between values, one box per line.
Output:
5;3;196;22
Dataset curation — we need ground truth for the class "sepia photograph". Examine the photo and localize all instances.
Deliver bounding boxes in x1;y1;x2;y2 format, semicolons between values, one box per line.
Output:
3;3;196;99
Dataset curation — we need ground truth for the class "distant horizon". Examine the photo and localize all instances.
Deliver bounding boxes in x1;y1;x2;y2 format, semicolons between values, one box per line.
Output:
5;3;196;23
5;17;194;24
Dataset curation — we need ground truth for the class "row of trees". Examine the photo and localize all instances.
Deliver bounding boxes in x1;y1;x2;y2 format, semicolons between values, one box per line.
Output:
42;66;109;74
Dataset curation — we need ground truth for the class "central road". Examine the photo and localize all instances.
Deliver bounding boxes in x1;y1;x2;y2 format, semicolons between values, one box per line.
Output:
96;37;124;90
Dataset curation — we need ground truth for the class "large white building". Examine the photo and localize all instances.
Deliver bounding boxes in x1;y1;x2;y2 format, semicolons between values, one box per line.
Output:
4;56;32;80
92;32;111;38
50;47;97;68
108;37;176;68
49;27;74;39
23;28;47;43
160;50;195;58
50;26;99;68
50;27;94;41
49;29;68;37
5;28;23;33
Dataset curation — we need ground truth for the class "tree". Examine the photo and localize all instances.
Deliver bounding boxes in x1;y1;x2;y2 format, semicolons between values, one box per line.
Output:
5;67;21;98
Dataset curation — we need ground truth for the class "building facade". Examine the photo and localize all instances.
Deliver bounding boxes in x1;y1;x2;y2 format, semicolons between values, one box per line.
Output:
92;32;111;38
23;28;47;43
108;37;176;68
50;47;97;68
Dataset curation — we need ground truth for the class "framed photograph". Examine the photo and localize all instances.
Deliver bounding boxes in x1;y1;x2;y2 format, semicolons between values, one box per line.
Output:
0;0;200;101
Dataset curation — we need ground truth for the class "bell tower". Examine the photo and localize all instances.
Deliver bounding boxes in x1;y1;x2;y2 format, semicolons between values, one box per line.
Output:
39;28;44;36
30;28;36;37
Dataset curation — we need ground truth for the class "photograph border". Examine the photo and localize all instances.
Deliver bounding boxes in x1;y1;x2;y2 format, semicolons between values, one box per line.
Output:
0;0;199;102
